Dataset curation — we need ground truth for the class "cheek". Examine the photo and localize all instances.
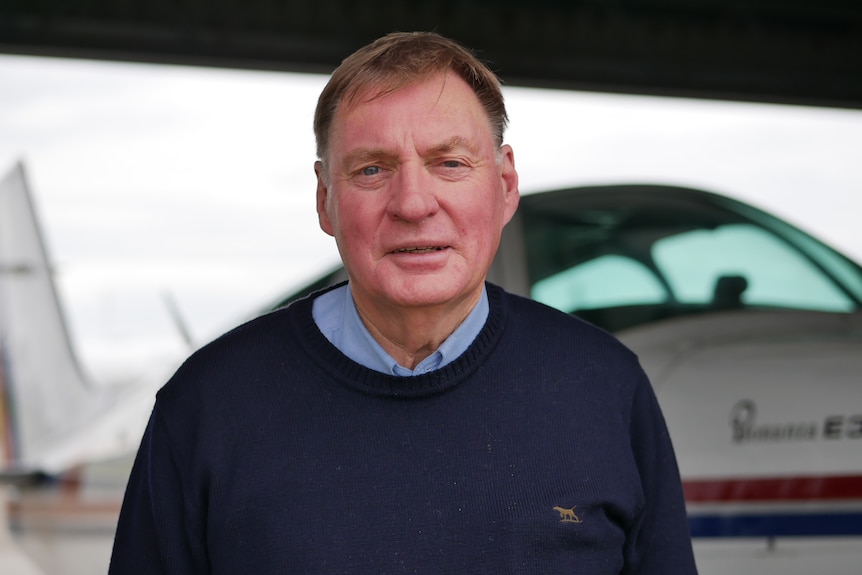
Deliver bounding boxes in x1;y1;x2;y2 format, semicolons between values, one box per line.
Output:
460;195;506;236
470;205;509;259
333;201;377;248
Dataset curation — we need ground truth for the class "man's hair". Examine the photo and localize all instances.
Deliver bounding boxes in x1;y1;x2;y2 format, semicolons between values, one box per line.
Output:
314;31;508;162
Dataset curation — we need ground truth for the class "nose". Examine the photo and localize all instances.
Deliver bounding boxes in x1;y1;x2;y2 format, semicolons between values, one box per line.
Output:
386;163;439;223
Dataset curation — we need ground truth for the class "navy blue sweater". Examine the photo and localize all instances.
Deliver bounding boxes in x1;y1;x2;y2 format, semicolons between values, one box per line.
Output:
110;283;697;574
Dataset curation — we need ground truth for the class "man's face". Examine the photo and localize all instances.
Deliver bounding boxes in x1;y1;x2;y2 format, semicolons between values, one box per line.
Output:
315;72;519;313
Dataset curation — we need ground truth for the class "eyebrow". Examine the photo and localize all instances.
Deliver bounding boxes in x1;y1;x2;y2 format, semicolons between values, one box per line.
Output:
340;148;399;171
426;135;481;157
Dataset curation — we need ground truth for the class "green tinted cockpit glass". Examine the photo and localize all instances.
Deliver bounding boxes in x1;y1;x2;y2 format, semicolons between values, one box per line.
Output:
523;186;862;332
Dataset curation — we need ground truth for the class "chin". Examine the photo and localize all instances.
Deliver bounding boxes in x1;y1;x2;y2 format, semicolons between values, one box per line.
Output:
381;275;481;309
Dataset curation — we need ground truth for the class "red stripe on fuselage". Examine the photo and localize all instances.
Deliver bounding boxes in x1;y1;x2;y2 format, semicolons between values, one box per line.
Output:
684;475;862;503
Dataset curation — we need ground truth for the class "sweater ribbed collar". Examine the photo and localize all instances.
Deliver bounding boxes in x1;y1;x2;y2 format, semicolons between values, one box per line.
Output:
290;282;508;399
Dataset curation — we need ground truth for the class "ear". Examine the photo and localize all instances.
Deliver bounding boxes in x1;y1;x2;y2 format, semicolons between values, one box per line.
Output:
499;144;520;225
315;161;335;237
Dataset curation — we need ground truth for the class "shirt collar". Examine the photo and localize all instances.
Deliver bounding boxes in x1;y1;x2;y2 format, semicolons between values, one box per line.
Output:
312;283;489;376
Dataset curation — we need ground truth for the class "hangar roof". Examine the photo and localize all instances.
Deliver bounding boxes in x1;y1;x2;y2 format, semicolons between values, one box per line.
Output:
1;0;860;108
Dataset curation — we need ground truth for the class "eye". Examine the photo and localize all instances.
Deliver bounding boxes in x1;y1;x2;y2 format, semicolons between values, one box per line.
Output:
433;158;472;180
361;165;381;176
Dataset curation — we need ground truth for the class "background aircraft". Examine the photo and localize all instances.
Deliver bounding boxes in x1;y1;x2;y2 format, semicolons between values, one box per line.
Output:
1;162;167;575
0;162;159;478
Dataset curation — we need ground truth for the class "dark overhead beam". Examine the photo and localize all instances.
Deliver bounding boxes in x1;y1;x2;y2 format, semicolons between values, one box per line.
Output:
1;0;861;109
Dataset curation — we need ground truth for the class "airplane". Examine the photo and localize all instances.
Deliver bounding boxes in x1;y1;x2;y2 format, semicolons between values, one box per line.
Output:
1;161;172;574
2;160;861;573
0;162;160;479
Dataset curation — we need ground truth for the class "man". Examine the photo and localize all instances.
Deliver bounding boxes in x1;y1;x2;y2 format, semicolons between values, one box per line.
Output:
110;32;697;574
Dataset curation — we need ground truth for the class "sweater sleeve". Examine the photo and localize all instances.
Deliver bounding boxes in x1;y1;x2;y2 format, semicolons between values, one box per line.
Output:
624;371;699;574
108;407;210;574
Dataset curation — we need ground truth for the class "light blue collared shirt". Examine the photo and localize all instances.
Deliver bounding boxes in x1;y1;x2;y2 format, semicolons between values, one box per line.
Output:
312;283;489;376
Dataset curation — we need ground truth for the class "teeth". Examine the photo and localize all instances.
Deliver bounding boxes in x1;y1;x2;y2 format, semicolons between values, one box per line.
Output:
395;247;442;253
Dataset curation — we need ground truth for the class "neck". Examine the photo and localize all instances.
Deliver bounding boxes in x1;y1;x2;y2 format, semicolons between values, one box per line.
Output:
352;288;482;370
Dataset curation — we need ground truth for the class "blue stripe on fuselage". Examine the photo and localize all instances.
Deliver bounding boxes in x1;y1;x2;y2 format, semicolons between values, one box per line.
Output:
690;511;862;538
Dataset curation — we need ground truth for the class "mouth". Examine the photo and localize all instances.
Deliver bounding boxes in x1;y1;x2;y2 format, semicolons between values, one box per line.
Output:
391;246;446;254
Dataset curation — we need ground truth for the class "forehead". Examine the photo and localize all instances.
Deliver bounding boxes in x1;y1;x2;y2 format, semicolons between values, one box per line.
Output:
330;73;495;151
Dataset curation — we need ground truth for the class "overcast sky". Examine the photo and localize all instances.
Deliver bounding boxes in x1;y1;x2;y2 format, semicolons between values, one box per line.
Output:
1;54;860;381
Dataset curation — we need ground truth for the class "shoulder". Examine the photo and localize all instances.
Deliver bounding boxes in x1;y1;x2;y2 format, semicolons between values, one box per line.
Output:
489;283;649;403
196;303;299;365
155;298;313;407
492;283;636;358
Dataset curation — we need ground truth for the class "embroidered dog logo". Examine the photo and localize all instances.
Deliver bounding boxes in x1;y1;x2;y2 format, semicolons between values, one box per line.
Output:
553;506;582;523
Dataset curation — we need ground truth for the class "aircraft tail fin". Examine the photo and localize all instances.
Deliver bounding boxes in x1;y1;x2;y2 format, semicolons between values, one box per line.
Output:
0;162;101;475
